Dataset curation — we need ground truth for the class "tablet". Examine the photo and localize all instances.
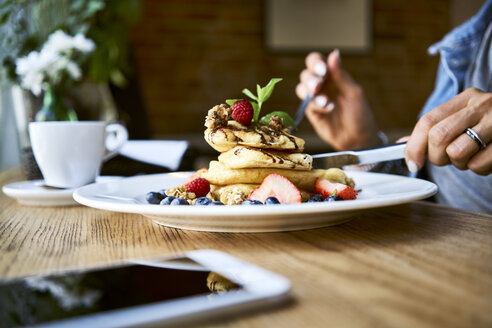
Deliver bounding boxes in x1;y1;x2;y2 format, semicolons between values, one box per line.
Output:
0;250;291;327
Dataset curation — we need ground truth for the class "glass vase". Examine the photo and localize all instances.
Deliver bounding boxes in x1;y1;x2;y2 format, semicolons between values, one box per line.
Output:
35;85;78;122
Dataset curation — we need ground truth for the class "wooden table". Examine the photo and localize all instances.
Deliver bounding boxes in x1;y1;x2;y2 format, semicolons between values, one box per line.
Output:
1;168;491;327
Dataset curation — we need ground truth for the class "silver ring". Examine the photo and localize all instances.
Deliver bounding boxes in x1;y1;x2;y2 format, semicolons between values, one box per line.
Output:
464;128;487;150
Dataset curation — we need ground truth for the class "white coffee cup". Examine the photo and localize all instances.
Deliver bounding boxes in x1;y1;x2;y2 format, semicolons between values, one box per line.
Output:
29;121;128;188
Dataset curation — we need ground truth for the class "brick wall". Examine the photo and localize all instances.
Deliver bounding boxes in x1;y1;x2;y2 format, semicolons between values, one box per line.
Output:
130;0;452;144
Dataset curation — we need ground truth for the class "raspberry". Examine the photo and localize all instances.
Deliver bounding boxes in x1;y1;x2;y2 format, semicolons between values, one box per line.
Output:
231;100;254;126
185;177;210;198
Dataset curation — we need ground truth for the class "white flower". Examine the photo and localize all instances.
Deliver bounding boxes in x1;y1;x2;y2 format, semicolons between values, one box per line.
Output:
43;30;75;55
72;33;95;53
47;57;81;82
19;70;44;96
45;56;69;85
15;51;47;95
38;45;59;67
14;30;95;95
65;61;82;80
43;30;95;55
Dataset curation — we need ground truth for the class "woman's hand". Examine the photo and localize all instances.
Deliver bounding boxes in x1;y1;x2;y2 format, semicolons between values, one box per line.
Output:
405;88;492;175
296;50;381;150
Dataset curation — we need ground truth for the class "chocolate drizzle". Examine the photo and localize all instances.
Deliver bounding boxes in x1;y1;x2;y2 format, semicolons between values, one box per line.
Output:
228;146;311;169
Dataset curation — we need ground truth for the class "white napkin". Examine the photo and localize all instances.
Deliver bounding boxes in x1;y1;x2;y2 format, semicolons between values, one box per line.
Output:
118;140;189;171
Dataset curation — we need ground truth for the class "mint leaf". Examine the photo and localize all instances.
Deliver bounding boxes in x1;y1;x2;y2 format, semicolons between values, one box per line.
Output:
239;78;283;123
260;111;296;129
226;99;243;106
242;88;257;101
258;78;282;104
251;102;260;122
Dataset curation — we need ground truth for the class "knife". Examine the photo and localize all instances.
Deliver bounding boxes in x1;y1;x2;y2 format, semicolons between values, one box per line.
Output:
311;142;406;168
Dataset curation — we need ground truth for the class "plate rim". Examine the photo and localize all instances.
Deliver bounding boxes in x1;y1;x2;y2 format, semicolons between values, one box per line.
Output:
73;171;438;217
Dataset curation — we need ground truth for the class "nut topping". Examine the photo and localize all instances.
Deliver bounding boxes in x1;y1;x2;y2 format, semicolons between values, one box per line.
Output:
269;115;283;130
165;185;196;204
205;104;232;129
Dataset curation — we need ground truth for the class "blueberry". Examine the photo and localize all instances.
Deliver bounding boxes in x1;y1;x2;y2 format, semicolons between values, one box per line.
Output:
324;195;344;202
195;197;212;205
265;197;280;204
307;194;324;202
209;201;224;205
170;198;189;205
242;200;263;205
158;189;168;197
146;191;164;204
160;196;176;205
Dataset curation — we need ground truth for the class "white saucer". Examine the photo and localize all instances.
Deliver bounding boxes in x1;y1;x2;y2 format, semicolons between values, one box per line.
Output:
2;176;122;207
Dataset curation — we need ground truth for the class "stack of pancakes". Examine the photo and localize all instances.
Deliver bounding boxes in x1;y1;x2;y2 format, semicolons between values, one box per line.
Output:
200;104;354;204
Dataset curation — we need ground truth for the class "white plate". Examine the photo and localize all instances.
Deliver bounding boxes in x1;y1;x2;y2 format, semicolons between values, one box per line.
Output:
73;172;438;232
2;176;122;206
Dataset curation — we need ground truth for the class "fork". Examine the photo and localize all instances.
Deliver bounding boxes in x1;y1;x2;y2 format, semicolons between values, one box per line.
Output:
293;72;328;127
293;93;313;127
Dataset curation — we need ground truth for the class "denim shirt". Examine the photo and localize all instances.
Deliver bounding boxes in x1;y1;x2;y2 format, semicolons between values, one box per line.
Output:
422;0;492;114
421;0;492;213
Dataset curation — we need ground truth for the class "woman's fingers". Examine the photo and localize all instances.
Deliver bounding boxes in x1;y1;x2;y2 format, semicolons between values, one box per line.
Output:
305;52;327;77
446;132;480;170
426;104;480;166
296;82;334;113
468;145;492;175
295;82;308;100
406;88;492;174
300;69;323;94
396;136;410;143
326;49;360;96
312;95;335;112
405;89;474;171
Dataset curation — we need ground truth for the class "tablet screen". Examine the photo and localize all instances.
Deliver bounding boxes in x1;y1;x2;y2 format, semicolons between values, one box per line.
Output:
0;263;241;327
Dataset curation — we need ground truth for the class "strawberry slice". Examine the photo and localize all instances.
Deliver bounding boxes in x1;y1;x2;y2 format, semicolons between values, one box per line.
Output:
314;178;357;200
249;173;302;204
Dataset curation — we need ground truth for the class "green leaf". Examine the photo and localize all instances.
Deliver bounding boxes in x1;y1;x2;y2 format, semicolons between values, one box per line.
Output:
258;78;282;103
0;11;9;24
242;88;257;101
70;0;85;11
330;189;338;197
251;102;260;122
240;78;283;123
225;99;242;106
86;0;105;16
67;108;79;121
110;69;126;87
259;111;296;129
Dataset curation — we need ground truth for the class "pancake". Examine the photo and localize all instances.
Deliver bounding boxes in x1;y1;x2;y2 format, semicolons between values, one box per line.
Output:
203;161;354;192
218;146;312;170
204;121;305;153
